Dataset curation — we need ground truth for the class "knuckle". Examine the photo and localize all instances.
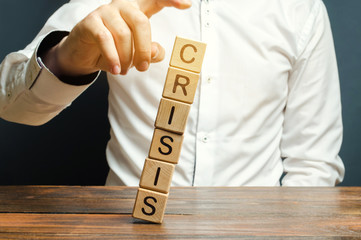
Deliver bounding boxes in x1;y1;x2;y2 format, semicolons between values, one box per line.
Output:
86;11;99;22
97;4;111;13
132;13;149;26
110;0;122;5
137;49;151;56
116;27;131;39
136;49;151;61
95;29;112;42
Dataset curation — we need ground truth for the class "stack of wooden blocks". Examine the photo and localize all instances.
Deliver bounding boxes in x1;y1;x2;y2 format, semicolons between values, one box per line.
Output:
132;36;206;223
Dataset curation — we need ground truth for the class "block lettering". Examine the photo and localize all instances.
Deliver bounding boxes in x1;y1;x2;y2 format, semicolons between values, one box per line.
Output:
142;196;157;216
173;74;190;96
140;158;175;193
155;98;191;134
180;44;197;64
149;129;184;164
170;36;207;73
133;188;169;223
159;136;173;155
163;67;199;104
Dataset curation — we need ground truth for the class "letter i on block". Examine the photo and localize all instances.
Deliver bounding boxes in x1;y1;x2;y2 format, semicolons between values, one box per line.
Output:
133;36;206;223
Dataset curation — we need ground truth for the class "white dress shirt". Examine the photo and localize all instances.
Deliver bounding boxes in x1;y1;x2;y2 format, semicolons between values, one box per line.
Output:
0;0;345;186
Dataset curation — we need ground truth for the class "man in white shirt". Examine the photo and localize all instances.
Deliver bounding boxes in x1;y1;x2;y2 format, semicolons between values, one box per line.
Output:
0;0;345;186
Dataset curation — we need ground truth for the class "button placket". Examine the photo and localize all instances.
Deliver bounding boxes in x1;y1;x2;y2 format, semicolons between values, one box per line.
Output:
193;0;217;186
202;0;211;28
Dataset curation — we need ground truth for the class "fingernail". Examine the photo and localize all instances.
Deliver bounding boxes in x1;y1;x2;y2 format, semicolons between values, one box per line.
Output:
112;65;121;74
184;0;192;6
139;61;149;71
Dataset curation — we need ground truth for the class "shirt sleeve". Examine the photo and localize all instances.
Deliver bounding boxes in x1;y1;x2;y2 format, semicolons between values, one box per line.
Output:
281;0;345;186
0;0;105;126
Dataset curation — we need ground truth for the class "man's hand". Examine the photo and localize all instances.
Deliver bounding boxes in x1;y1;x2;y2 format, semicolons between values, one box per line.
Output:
43;0;192;77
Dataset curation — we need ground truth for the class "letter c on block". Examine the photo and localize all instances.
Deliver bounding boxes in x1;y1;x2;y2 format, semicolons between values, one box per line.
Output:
180;44;197;64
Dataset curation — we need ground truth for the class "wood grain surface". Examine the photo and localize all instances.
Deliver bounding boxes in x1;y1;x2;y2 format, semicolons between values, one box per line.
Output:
0;186;360;239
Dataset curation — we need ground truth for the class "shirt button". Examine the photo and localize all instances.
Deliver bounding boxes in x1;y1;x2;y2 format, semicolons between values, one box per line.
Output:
202;136;209;143
207;77;212;83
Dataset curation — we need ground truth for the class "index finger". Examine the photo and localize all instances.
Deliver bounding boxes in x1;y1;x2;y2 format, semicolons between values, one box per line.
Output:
156;0;192;9
116;1;152;71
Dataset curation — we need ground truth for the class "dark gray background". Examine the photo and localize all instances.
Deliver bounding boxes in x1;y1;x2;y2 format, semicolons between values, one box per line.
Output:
0;0;360;186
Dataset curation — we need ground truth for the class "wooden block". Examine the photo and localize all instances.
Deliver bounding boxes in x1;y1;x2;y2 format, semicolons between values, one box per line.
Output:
149;128;184;164
170;36;207;73
162;67;200;104
132;188;168;223
155;98;191;134
140;158;175;193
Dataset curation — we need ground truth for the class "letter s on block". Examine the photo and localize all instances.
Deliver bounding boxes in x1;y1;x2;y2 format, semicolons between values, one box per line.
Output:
142;196;157;216
158;136;174;155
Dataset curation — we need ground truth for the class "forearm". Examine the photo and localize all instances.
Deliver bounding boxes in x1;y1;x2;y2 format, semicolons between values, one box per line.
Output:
0;31;98;125
0;0;105;125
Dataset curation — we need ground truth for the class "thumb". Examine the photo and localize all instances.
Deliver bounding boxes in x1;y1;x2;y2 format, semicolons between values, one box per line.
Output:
138;0;192;18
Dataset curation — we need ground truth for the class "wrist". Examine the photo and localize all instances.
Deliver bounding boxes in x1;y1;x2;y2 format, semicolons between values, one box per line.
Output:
38;31;69;75
42;37;67;78
38;31;99;86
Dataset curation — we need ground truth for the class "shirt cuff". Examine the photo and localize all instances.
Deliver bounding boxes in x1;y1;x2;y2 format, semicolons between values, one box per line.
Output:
25;31;100;106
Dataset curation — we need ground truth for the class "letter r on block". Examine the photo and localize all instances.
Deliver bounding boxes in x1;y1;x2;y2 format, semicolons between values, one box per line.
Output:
163;67;200;104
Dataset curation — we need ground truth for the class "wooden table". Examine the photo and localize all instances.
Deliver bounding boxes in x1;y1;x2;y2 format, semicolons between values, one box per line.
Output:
0;186;360;239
